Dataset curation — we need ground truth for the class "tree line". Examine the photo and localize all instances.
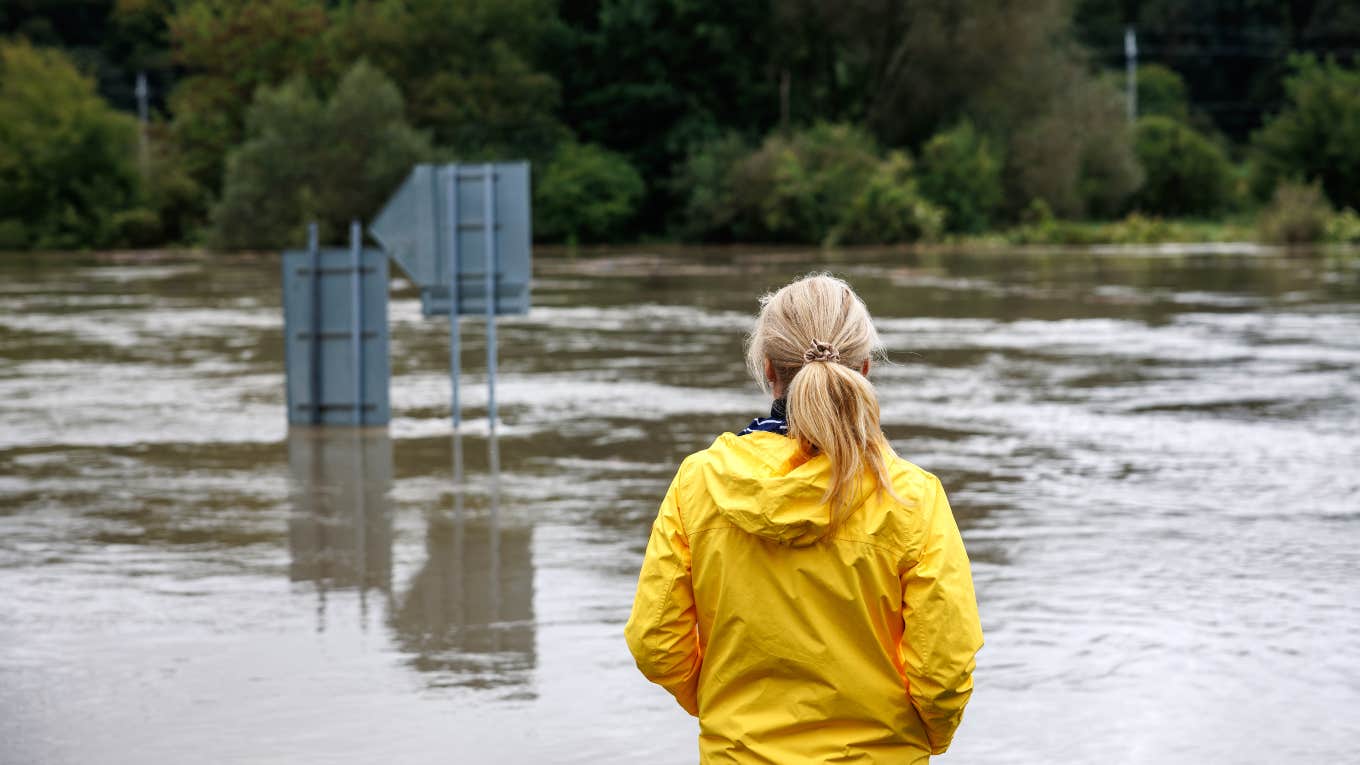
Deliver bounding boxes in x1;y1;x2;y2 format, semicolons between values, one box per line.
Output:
3;0;1360;251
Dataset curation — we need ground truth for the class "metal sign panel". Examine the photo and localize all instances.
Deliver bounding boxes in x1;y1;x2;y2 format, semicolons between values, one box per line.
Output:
369;162;531;317
282;246;390;426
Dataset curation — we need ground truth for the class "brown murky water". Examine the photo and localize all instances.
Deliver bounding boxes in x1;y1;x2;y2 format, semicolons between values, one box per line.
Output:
1;247;1358;764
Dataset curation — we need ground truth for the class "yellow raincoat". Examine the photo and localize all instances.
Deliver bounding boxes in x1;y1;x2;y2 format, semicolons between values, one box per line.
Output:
625;430;983;763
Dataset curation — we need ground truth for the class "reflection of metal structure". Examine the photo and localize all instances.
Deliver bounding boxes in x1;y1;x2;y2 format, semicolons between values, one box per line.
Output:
391;432;534;688
287;428;394;625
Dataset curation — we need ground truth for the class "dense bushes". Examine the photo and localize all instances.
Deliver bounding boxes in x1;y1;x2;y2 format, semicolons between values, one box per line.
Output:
677;124;943;245
0;41;141;250
1251;56;1360;210
212;61;433;250
1132;116;1233;216
1004;73;1143;219
1135;64;1191;122
13;2;1360;250
917;122;1003;233
836;152;944;244
1257;181;1332;244
533;142;644;243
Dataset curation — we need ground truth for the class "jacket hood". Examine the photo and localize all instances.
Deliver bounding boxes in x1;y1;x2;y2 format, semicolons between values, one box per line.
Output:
699;432;873;547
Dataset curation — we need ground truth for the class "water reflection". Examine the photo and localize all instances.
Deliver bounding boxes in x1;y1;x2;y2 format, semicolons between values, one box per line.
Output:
392;434;536;692
287;428;395;624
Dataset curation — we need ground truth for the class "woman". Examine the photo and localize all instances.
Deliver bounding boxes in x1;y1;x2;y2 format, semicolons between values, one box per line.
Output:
624;273;983;763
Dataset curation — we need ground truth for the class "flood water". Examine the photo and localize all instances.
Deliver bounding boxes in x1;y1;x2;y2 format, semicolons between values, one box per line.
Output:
1;246;1358;764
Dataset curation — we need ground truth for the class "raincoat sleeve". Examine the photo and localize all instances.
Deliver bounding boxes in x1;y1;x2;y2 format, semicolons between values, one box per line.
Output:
624;471;702;716
900;475;984;754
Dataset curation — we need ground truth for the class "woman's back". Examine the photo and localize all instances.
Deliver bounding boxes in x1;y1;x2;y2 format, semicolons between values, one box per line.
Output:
628;430;981;763
624;274;982;763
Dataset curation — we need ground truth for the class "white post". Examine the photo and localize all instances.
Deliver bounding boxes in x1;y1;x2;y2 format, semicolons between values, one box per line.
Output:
1125;26;1138;122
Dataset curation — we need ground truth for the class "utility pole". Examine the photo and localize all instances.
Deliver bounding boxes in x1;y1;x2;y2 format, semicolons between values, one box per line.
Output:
134;71;150;175
1124;26;1138;122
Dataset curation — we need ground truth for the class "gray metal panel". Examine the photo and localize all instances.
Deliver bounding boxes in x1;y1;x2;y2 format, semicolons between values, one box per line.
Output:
282;248;390;426
369;162;532;317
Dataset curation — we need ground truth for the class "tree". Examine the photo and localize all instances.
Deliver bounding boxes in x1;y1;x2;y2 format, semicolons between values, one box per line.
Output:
0;40;140;250
327;0;565;162
1251;55;1360;209
1074;0;1360;140
167;0;331;191
549;0;783;230
1135;63;1190;122
781;0;1141;218
211;60;433;250
1133;115;1232;216
534;142;645;243
918;121;1003;233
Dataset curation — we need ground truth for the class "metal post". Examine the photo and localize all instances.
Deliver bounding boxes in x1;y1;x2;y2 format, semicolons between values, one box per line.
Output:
1125;26;1138;122
134;72;149;177
307;222;322;425
483;163;498;437
350;220;364;426
446;165;462;430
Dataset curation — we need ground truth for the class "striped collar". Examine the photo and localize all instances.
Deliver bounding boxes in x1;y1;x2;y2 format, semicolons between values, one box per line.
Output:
738;398;788;436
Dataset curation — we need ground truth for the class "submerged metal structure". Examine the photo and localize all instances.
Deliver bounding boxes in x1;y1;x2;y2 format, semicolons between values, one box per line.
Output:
282;222;390;427
281;162;531;433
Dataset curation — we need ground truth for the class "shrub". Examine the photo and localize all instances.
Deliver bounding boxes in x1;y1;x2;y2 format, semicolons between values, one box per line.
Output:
1326;208;1360;243
211;60;434;250
1136;64;1191;122
1251;55;1360;210
739;123;881;243
676;124;944;245
672;133;751;240
1006;73;1143;219
917;121;1003;233
110;208;164;248
1258;180;1332;244
534;142;645;243
0;41;141;250
1132;116;1233;216
835;152;944;244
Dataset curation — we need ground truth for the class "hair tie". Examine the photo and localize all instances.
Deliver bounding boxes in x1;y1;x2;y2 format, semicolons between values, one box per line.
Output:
803;340;841;363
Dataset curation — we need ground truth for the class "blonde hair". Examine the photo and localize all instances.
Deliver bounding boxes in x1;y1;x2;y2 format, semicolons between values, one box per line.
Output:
745;273;898;530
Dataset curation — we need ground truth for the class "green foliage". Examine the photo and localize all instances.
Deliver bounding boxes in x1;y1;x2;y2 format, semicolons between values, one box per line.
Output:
835;152;944;245
1007;211;1253;246
552;0;782;228
16;0;1360;250
1251;55;1360;210
1135;64;1190;122
678;124;941;244
328;0;565;162
1326;208;1360;244
1258;180;1332;245
672;133;752;240
110;208;164;248
211;61;433;250
741;124;882;243
534;142;645;243
917;122;1003;233
0;41;141;250
167;0;331;192
1133;116;1233;216
1006;69;1143;219
1075;1;1360;142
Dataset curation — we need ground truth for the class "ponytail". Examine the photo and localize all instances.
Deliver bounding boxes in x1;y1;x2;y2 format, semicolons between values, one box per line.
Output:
746;273;900;534
787;358;896;531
